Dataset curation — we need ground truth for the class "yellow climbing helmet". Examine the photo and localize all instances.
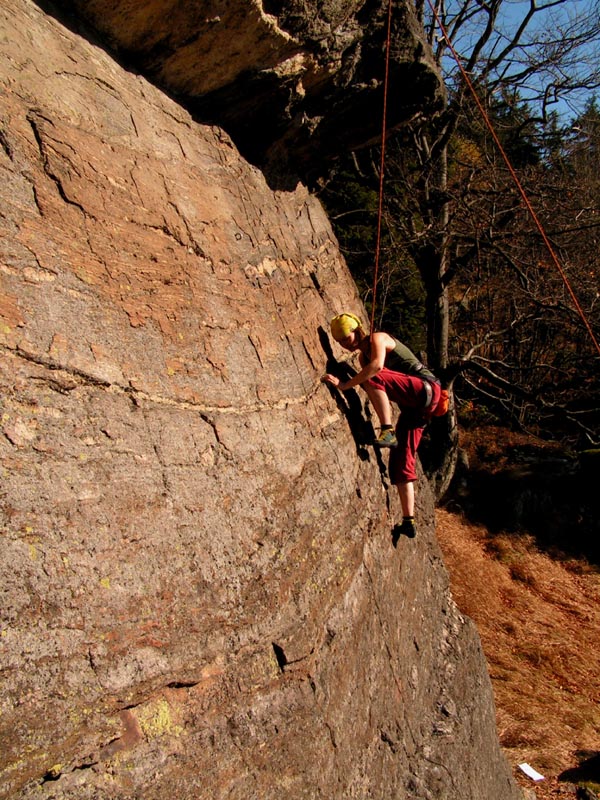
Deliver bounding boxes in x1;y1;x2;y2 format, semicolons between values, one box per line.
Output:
330;312;362;341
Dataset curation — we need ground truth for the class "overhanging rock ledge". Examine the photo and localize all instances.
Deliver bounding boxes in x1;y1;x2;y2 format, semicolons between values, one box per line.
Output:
46;0;445;183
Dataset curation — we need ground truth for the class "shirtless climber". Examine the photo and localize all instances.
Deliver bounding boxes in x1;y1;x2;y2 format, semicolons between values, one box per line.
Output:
322;312;446;542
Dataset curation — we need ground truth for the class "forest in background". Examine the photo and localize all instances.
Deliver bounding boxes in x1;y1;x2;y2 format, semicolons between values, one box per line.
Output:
318;0;600;458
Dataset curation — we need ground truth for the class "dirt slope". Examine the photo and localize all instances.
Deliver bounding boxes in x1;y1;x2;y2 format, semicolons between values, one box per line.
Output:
436;508;600;799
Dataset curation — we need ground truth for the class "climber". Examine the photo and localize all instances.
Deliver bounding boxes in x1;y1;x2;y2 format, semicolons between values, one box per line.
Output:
322;312;445;541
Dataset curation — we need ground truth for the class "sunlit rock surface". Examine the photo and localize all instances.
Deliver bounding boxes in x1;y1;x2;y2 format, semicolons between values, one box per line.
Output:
0;2;520;798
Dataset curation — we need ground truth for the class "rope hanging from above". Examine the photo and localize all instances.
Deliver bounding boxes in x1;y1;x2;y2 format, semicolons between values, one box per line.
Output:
370;0;394;339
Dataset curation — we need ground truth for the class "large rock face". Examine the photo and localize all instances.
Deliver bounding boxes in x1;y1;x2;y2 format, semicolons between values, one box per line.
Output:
0;1;520;799
47;0;444;182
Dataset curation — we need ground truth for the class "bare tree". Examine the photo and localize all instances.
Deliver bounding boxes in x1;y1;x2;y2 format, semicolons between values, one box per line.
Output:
408;0;600;357
444;96;600;443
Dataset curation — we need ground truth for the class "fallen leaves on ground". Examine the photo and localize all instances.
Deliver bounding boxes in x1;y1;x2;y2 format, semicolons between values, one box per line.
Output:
435;507;600;800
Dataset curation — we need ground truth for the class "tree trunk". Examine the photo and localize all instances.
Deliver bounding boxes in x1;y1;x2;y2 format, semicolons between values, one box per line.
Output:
428;144;450;372
418;143;459;500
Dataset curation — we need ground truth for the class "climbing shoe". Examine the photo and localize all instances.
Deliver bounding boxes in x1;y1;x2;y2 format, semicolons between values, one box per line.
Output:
392;517;416;546
374;428;398;448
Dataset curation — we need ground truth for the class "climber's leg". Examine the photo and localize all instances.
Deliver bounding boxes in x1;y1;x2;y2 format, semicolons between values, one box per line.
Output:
396;480;414;518
389;417;424;543
363;384;393;427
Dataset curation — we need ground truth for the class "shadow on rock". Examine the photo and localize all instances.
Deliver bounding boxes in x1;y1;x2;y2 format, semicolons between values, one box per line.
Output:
318;326;387;478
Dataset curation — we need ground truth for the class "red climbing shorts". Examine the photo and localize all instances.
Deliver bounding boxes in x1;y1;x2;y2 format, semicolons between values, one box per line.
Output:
365;369;441;484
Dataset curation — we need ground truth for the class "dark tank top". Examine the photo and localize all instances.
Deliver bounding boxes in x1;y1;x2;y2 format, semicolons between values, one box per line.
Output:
363;336;439;384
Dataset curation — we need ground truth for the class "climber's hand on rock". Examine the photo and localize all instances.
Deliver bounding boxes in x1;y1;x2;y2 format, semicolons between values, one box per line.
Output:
322;373;341;388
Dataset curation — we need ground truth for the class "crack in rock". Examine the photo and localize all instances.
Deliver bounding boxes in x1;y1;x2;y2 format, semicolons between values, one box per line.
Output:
27;111;90;218
3;342;323;415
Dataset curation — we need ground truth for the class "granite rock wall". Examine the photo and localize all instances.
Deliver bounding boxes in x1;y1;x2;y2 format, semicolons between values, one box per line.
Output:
0;2;520;798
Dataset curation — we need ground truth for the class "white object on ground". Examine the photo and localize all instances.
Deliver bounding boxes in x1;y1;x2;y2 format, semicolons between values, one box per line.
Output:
518;763;545;782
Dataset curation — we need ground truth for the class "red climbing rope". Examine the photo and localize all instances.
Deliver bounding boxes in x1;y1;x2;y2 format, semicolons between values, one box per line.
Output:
370;0;395;340
424;0;600;357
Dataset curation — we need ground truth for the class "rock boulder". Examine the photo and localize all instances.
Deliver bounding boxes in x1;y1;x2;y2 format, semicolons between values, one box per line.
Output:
0;2;520;798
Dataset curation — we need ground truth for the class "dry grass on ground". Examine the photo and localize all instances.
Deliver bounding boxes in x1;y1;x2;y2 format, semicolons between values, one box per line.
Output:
436;507;600;800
